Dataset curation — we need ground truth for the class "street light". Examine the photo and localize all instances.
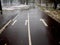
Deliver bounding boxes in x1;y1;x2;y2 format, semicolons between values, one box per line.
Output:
0;0;2;14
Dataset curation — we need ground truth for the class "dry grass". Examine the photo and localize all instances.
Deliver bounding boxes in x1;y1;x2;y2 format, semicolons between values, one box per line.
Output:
40;6;60;17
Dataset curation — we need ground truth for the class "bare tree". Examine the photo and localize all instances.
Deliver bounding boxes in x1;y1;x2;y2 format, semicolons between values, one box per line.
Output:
18;0;25;4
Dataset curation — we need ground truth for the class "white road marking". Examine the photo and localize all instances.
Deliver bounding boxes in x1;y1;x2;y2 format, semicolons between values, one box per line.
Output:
25;20;28;26
0;20;12;34
13;15;18;21
12;20;17;26
40;19;48;26
28;13;32;45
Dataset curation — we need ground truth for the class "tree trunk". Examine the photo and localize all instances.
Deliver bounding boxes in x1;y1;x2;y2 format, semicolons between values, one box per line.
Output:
26;0;28;5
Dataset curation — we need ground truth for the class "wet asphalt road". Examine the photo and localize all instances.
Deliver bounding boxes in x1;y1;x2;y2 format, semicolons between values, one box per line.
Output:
0;6;60;45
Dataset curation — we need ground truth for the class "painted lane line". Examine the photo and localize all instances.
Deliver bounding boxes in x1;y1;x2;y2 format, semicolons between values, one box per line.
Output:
12;15;18;21
40;19;48;26
12;20;17;26
28;13;32;45
0;20;12;34
25;20;28;26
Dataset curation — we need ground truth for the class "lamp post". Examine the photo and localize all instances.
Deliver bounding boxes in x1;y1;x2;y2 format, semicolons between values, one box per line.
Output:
0;0;2;14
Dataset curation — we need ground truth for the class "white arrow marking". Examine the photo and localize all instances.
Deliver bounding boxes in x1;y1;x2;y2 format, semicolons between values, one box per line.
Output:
12;15;18;21
12;20;17;26
40;19;48;26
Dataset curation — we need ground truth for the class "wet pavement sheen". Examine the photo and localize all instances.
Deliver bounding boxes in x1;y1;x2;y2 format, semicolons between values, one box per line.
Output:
0;6;60;45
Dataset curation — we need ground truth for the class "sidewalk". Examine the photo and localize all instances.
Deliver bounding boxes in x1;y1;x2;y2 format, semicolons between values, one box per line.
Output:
37;3;60;23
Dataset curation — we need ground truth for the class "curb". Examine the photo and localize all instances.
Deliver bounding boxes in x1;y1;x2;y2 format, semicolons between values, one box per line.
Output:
36;3;60;23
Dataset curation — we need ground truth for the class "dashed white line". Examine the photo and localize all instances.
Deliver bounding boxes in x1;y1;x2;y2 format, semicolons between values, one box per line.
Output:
28;13;32;45
0;20;12;34
12;20;17;26
12;15;18;21
40;19;48;26
25;20;28;26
